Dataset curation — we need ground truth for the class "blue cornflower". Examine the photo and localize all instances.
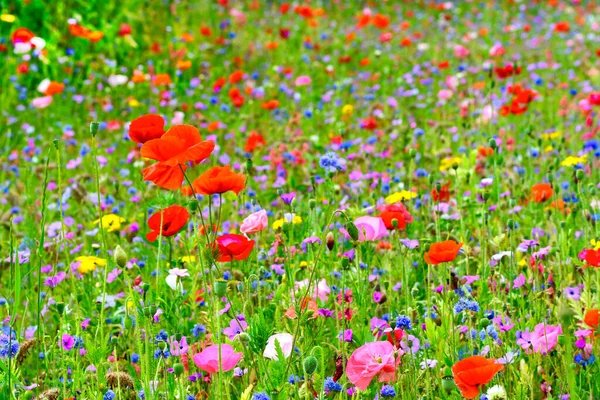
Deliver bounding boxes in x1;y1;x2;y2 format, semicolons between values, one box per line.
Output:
0;335;19;358
381;385;397;397
396;315;412;330
131;353;140;363
324;377;342;393
104;390;116;400
454;298;480;314
252;393;271;400
319;152;345;173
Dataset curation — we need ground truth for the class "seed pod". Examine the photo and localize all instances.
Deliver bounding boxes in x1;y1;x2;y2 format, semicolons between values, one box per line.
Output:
303;355;318;376
114;245;127;268
214;280;228;297
346;222;360;241
326;231;335;251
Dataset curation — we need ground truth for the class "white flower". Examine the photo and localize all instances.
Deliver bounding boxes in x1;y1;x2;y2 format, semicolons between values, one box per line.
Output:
263;333;294;360
486;385;507;400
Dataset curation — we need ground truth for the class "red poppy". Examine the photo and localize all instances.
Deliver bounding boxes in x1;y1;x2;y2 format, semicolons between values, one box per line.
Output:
43;81;65;96
584;249;600;268
424;240;462;265
12;28;35;44
361;117;378;130
452;356;504;399
192;165;246;195
372;14;390;29
584;309;599;330
146;205;190;242
118;24;132;36
431;183;451;202
530;183;553;203
129;114;165;144
554;21;570;33
141;125;215;190
261;100;280;110
214;234;255;262
229;70;244;85
153;74;172;86
377;203;413;230
244;131;266;153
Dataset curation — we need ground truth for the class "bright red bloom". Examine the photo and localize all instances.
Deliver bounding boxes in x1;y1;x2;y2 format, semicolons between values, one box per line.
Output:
377;202;413;230
192;165;246;195
424;240;462;265
584;309;599;330
361;117;378;130
452;356;504;399
431;183;451;202
214;234;255;262
530;183;553;203
129;114;165;144
554;21;570;33
146;205;190;242
118;23;132;36
261;100;280;110
12;27;35;44
141;125;215;190
584;249;600;268
244;131;266;153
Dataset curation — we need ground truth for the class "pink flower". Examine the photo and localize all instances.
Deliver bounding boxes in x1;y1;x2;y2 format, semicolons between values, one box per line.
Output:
294;278;331;302
32;96;53;108
489;43;506;57
346;341;400;391
530;323;562;354
438;89;453;101
263;333;294;360
170;336;188;356
340;216;387;242
453;44;470;58
295;75;312;86
192;344;242;373
240;210;268;235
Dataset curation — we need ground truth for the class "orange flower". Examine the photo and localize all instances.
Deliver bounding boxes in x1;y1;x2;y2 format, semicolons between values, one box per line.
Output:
44;81;65;96
424;240;462;265
244;131;266;153
192;165;246;195
452;356;504;399
554;21;570;33
86;31;104;42
530;183;553;203
584;309;599;330
229;70;244;84
261;100;280;110
153;74;172;86
284;297;318;319
176;60;192;70
431;183;451;202
129;114;165;144
12;28;35;44
141;125;215;190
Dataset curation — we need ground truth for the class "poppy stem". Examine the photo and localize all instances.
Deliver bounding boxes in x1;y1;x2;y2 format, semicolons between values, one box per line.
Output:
179;164;213;247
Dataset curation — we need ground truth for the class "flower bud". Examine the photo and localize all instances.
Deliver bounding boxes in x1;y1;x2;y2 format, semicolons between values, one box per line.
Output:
441;376;456;393
214;280;228;297
346;222;360;241
173;363;184;376
341;256;350;270
142;283;151;293
237;332;251;345
188;199;199;212
303;355;318;376
391;219;399;229
114;245;128;268
408;148;417;158
575;169;584;181
488;138;497;149
245;158;253;174
308;198;316;209
326;232;335;251
90;122;99;137
55;302;65;315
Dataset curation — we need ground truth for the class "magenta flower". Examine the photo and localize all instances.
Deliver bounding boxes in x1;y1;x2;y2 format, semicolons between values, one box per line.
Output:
223;315;247;340
60;334;75;351
340;216;387;242
346;341;400;391
170;336;188;356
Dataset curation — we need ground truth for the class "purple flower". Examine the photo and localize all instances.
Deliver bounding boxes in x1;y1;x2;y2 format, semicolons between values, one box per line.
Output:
223;315;247;340
564;286;581;300
61;334;75;351
280;192;296;205
44;271;66;288
339;329;352;342
170;336;188;356
513;273;526;289
400;238;419;249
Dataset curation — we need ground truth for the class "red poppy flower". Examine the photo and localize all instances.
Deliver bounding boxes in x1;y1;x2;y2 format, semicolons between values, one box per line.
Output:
129;114;166;144
431;183;451;202
12;28;35;44
584;249;600;268
584;309;599;330
377;203;413;230
424;240;462;265
214;234;255;262
530;183;553;203
244;131;266;153
229;70;244;85
452;356;504;399
146;205;190;242
141;125;215;190
192;165;246;195
118;24;132;36
261;100;280;110
372;14;390;29
153;74;172;86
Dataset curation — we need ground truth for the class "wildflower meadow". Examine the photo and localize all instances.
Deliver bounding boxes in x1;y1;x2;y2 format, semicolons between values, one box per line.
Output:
1;1;600;399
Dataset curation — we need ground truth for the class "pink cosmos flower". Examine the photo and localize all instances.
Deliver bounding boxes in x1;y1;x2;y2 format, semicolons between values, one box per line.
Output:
263;333;294;360
340;216;387;242
295;75;312;86
192;344;242;373
240;210;268;234
346;341;400;391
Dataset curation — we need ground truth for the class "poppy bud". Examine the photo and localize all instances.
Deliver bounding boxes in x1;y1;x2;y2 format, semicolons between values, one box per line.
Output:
478;318;490;328
507;219;515;229
142;283;151;293
482;192;491;202
326;231;335;251
173;363;184;376
114;245;128;268
175;333;183;341
214;280;228;297
410;286;419;297
428;174;436;185
123;316;133;329
465;172;470;184
308;198;316;209
441;376;455;393
435;182;442;192
237;332;250;345
575;169;584;181
53;139;59;149
90;122;99;137
23;392;33;400
303;355;318;375
391;219;399;229
341;256;350;270
277;189;284;196
346;222;360;241
547;173;554;183
188;199;199;212
245;158;253;175
54;302;65;315
488;138;497;149
157;341;167;351
452;162;459;171
408;148;417;158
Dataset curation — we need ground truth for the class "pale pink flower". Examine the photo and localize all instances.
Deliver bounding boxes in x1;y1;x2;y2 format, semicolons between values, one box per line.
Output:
263;333;294;360
340;216;387;242
438;89;453;101
192;344;242;373
346;341;400;391
453;45;470;58
240;210;268;235
32;96;53;108
295;75;312;86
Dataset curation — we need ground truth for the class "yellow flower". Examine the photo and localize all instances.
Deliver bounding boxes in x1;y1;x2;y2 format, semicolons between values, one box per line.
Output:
560;155;587;167
94;214;125;232
385;190;417;203
180;255;197;263
76;256;106;274
540;131;561;140
544;145;553;153
591;239;600;251
439;157;462;172
272;215;303;230
1;14;16;23
299;261;308;268
128;98;141;107
342;104;354;116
